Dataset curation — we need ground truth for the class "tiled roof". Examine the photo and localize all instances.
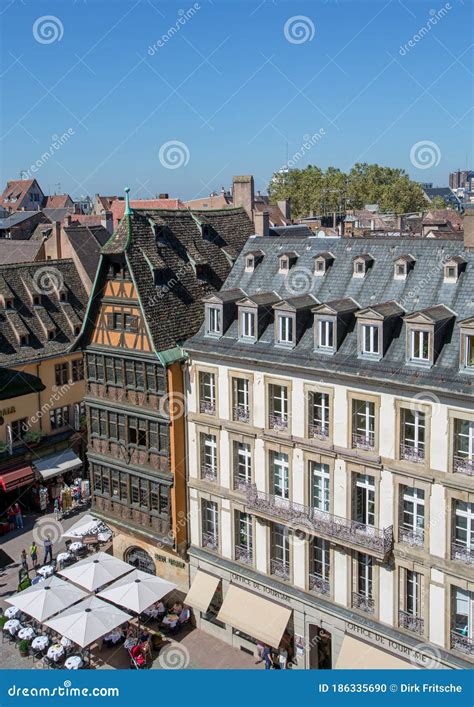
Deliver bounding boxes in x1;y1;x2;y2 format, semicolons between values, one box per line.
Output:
43;195;73;209
186;235;474;396
0;260;88;365
0;239;43;264
64;224;110;280
0;179;42;212
110;198;185;228
42;208;72;223
0;211;41;229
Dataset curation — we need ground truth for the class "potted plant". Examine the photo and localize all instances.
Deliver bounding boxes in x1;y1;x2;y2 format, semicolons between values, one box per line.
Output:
24;430;46;447
18;639;29;657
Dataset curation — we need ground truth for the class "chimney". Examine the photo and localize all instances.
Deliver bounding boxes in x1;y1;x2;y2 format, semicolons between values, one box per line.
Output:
54;221;62;259
254;210;269;237
277;199;291;222
158;193;169;199
463;209;474;252
64;215;72;226
232;175;254;220
101;210;113;234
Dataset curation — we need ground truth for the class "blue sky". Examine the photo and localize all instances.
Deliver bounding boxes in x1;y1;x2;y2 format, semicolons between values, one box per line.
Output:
0;0;472;200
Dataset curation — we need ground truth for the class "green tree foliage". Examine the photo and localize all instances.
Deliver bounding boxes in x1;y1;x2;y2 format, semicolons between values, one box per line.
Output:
268;162;428;218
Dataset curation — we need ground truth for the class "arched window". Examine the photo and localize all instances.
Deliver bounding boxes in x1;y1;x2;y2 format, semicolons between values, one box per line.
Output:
125;546;155;575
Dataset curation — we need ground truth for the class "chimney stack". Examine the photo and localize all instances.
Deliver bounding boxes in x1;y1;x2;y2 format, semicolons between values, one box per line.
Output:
254;210;269;237
463;209;474;252
232;175;254;220
277;199;291;222
101;210;113;234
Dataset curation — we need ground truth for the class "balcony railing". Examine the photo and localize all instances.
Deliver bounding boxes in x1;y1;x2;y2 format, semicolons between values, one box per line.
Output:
399;526;424;548
233;477;252;492
451;540;474;564
200;400;216;415
453;455;474;476
235;545;253;565
308;422;329;441
270;558;290;580
269;413;288;432
400;443;425;464
309;573;330;596
233;405;250;423
245;485;393;556
201;464;217;482
352;591;374;614
399;610;424;635
202;531;218;551
451;630;474;656
352;432;375;451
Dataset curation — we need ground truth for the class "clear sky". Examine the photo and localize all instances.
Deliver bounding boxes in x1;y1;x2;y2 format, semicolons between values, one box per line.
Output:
0;0;472;201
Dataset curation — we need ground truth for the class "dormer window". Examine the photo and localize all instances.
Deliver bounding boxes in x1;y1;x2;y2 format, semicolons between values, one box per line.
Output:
394;256;415;281
5;298;14;310
60;291;67;303
315;259;325;275
240;310;256;340
48;329;56;341
278;251;298;273
279;256;289;272
206;306;221;336
353;254;373;278
361;324;380;356
20;335;28;347
404;305;453;367
443;257;465;283
277;314;294;346
318;319;334;351
245;255;254;271
33;295;41;306
459;318;474;372
411;329;430;363
314;252;334;277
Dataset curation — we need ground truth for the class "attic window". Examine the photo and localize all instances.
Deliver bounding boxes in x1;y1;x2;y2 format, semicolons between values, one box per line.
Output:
5;298;14;310
60;292;67;302
245;255;255;272
277;314;294;346
48;329;56;341
205;305;222;337
20;335;28;347
279;256;289;272
33;295;40;306
354;260;365;277
74;325;81;336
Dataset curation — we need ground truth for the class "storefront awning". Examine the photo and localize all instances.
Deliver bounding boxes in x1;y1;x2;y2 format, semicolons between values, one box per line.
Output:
336;635;416;669
217;584;292;648
34;450;82;481
0;465;34;492
184;570;220;613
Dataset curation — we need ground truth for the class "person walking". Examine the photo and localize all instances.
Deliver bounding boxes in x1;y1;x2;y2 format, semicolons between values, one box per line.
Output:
13;502;23;529
43;535;53;564
20;549;28;573
263;644;273;670
7;507;15;531
30;541;38;569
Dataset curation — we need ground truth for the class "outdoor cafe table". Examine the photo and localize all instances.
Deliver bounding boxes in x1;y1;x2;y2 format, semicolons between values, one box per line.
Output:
69;542;84;553
60;636;73;649
47;643;65;662
4;606;20;619
37;565;55;578
104;630;123;645
17;627;35;641
57;552;72;567
64;655;83;670
4;619;21;635
31;636;49;652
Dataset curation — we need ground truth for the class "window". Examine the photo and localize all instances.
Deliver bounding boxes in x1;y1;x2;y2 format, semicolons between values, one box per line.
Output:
411;329;430;363
71;358;84;382
50;406;69;430
245;255;254;270
268;383;288;431
310;461;330;512
314;258;326;275
233;441;252;490
310;537;330;595
361;324;380;356
270;451;289;500
353;553;374;613
400;408;425;463
452;501;473;563
124;314;138;332
126;546;156;574
453;418;474;474
199;372;216;415
11;418;28;444
232;377;250;422
207;307;221;335
351;399;375;450
270;522;290;579
318;319;334;350
201;500;218;550
464;334;474;368
399;570;423;634
235;510;253;565
279;257;289;272
277;315;293;345
354;474;375;527
128;418;147;447
354;260;365;276
308;391;330;440
400;486;425;547
451;587;473;654
395;262;406;278
112;312;123;330
241;310;255;340
200;433;217;481
55;362;69;386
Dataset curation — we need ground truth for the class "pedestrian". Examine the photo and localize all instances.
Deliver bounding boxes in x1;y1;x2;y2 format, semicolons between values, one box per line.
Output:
7;507;15;531
263;644;273;670
13;502;23;529
20;548;28;573
278;647;288;669
43;534;53;564
30;541;38;569
256;639;265;664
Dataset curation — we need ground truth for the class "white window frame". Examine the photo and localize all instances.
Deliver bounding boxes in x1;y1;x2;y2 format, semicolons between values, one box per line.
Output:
278;315;293;345
411;329;430;362
354;473;375;526
361;324;380;355
310;461;330;512
401;486;425;535
207;307;221;335
454;501;474;549
318;319;334;350
270;451;289;500
234;441;252;486
241;310;255;339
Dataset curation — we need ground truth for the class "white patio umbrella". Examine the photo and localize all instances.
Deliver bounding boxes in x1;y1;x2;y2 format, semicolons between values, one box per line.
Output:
97;569;176;614
62;514;108;538
44;595;132;648
5;576;88;621
58;552;132;592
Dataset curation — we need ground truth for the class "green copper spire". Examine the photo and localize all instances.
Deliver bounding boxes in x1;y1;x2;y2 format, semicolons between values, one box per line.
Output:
124;186;132;216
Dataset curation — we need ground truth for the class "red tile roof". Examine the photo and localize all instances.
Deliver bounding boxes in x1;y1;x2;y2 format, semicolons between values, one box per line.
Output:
110;198;185;228
0;179;43;212
43;194;73;209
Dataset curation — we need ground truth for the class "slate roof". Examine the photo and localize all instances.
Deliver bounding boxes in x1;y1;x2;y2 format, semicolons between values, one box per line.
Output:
0;239;43;264
97;207;254;352
186;235;474;397
0;260;88;365
64;224;110;279
42;208;73;222
0;211;41;229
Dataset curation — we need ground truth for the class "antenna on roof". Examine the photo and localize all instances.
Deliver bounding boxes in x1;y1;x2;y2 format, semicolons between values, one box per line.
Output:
124;187;132;216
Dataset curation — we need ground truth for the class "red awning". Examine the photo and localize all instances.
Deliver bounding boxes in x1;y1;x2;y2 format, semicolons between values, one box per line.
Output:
0;466;34;492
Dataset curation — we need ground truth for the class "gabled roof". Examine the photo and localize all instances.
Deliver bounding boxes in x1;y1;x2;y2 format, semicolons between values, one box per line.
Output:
0;179;44;212
203;288;246;304
404;304;455;324
274;294;317;311
0;211;42;229
237;292;280;307
43;194;73;209
356;301;404;320
312;298;358;316
394;254;415;263
0;240;43;264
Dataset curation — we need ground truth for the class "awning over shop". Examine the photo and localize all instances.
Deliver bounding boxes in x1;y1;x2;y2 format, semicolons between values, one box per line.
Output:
217;584;292;648
335;635;416;669
0;465;34;492
34;449;82;481
184;570;220;613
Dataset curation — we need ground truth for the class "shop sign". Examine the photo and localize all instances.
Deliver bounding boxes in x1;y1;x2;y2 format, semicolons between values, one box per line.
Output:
345;621;437;666
230;572;292;603
154;552;185;569
0;407;15;417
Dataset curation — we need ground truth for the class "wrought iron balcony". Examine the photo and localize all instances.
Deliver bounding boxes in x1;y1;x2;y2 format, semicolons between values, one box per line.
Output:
400;443;425;464
270;558;290;581
451;630;474;656
399;610;424;635
201;464;217;482
200;400;216;415
352;591;374;614
245;485;393;557
233;477;252;492
453;455;474;476
233;405;250;423
399;526;424;548
308;422;330;441
235;545;253;565
309;573;330;596
269;413;288;432
451;540;474;564
201;531;218;551
352;432;375;451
